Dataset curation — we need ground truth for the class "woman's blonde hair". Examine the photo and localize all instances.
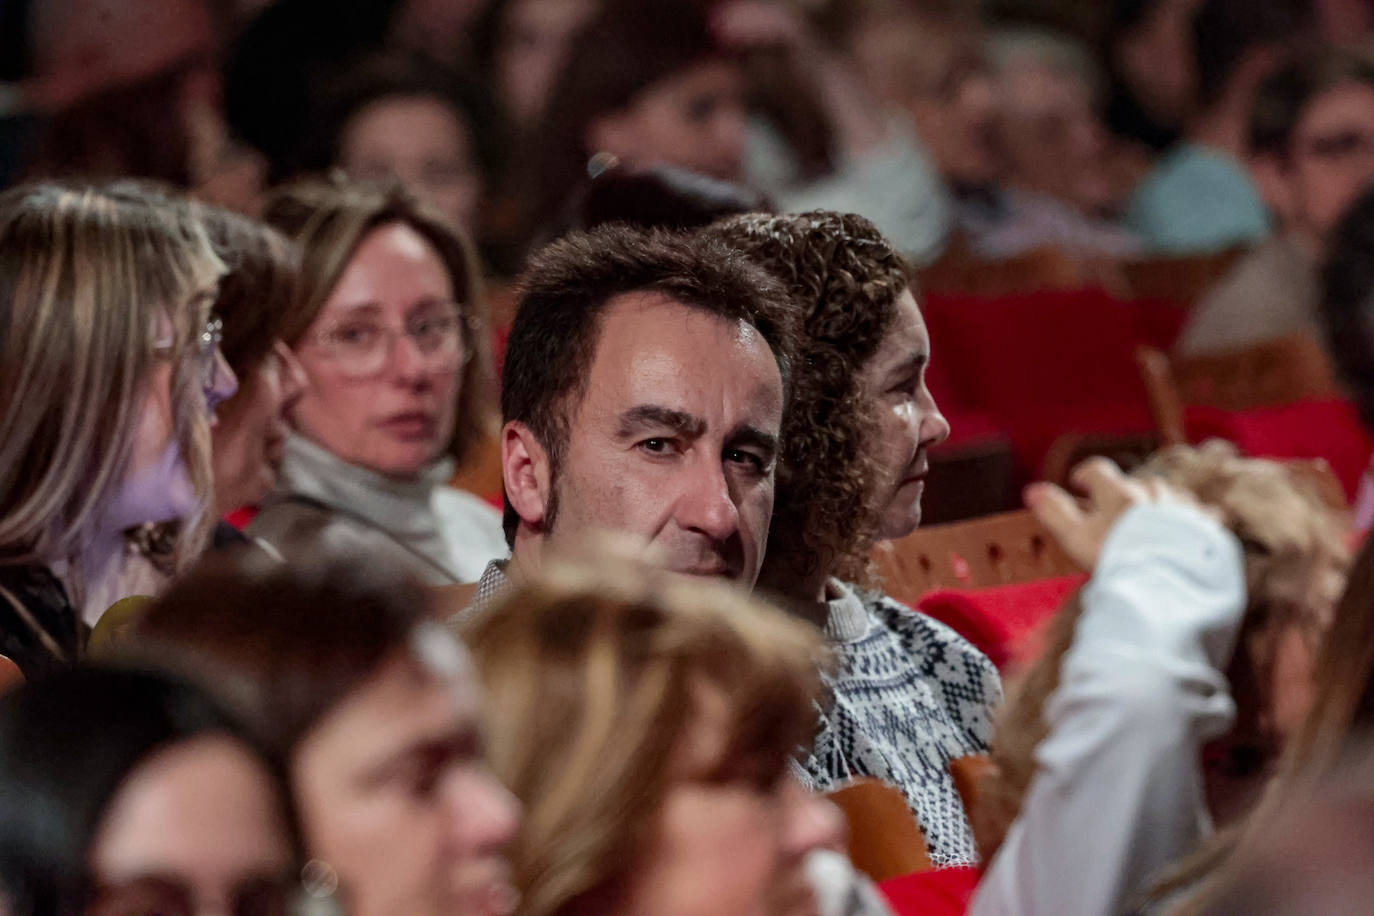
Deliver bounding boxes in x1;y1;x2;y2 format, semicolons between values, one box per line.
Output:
0;182;224;576
462;557;830;916
976;442;1350;864
262;176;497;465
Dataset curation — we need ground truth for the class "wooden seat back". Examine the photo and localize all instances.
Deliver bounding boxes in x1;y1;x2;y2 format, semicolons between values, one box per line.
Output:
825;778;933;883
873;510;1080;603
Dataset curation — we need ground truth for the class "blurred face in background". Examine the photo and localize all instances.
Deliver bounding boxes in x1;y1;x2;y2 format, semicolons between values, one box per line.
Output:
1272;81;1374;248
1110;0;1200;129
848;11;999;188
338;95;483;235
292;223;463;477
585;59;749;183
292;642;519;916
88;736;297;916
496;0;601;130
212;341;308;513
994;57;1117;214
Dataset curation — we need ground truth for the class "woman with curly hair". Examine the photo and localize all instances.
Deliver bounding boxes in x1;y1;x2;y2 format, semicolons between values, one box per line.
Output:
708;211;1001;867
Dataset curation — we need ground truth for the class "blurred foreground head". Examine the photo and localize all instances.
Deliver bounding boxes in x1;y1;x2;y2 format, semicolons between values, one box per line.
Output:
464;547;838;916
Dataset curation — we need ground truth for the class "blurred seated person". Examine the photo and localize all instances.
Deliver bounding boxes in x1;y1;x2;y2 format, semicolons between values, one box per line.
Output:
15;0;265;211
293;54;491;237
971;445;1348;916
252;178;504;584
1124;0;1315;254
466;552;868;916
470;0;602;136
527;0;950;267
0;666;316;916
711;211;1001;866
462;224;796;611
982;26;1144;258
840;2;1133;260
130;556;519;916
0;183;233;677
1179;48;1374;355
201;206;310;522
1102;0;1201;154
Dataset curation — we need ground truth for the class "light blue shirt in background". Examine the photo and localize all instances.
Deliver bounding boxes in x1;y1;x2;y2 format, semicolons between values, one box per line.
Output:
1125;143;1270;255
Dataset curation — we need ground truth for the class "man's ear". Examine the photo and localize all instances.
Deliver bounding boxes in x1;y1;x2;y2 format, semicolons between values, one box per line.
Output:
1251;151;1295;222
502;421;552;529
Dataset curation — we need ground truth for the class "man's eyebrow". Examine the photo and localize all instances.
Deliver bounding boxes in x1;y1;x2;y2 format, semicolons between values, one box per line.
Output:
615;405;706;439
727;425;779;457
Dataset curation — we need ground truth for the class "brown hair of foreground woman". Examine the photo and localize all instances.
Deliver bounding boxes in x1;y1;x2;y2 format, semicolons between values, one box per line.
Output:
462;553;838;916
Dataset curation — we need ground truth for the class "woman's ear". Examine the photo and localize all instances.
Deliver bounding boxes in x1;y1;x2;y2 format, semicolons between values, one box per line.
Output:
501;421;553;532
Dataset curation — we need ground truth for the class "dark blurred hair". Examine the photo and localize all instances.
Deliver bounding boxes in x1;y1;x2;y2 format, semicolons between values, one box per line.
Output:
0;666;299;916
546;161;769;241
1320;184;1374;431
1251;47;1374;156
708;211;909;586
262;175;497;464
20;61;200;185
129;554;436;755
1192;0;1314;109
292;52;498;186
202;206;301;378
530;0;730;240
500;224;797;546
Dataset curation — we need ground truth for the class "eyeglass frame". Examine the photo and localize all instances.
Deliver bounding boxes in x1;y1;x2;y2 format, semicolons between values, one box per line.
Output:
300;301;474;380
152;312;225;395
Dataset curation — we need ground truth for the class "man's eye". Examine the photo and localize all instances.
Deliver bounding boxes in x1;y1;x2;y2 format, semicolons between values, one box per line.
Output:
639;438;674;455
726;450;767;472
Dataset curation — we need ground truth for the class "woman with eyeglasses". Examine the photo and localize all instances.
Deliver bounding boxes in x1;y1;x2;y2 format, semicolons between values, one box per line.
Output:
0;665;332;916
250;177;503;584
0;182;235;679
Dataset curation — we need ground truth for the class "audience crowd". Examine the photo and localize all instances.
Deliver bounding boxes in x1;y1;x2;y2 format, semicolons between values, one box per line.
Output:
5;0;1374;914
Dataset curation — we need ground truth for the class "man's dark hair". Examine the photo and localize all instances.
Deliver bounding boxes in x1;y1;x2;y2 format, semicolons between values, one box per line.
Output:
1192;0;1314;110
1251;48;1374;157
500;224;797;547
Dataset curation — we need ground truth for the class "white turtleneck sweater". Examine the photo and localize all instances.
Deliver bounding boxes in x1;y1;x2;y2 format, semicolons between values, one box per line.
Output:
247;435;507;584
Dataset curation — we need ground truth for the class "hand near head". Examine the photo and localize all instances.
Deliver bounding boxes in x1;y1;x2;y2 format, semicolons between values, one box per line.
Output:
1025;457;1196;572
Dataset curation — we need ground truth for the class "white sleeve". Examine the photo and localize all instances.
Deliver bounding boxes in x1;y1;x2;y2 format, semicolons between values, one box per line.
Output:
970;502;1245;916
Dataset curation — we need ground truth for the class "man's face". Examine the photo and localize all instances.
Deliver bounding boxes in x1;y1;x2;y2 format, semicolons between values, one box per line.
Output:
1282;80;1374;245
538;292;784;586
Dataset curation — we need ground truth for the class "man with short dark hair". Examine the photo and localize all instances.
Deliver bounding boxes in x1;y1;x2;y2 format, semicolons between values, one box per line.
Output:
464;224;797;610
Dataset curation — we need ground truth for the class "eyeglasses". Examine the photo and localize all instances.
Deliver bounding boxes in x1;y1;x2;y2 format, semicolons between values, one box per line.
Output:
307;305;470;379
197;315;224;392
154;314;224;394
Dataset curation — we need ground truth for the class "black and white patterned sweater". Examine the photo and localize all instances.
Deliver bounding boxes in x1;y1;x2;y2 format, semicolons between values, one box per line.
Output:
797;579;1002;866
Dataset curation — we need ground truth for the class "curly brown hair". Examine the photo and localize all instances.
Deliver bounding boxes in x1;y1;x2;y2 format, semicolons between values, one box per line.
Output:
708;211;911;586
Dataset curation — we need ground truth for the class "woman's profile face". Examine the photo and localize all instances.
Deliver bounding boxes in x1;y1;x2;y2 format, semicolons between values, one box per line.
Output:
103;306;238;532
211;341;309;513
87;734;296;916
856;289;950;542
291;223;464;477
